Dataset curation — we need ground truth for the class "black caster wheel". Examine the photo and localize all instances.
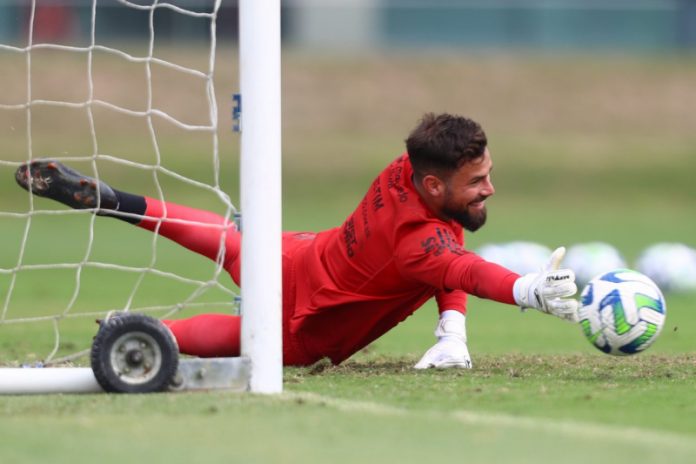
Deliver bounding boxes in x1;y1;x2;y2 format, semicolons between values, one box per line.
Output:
91;312;179;393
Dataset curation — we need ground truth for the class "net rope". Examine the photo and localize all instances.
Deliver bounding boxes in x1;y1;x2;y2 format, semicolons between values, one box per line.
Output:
0;0;237;365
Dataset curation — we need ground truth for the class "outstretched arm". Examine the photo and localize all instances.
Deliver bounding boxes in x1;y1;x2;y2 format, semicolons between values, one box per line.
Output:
394;224;578;320
511;247;579;322
445;247;579;322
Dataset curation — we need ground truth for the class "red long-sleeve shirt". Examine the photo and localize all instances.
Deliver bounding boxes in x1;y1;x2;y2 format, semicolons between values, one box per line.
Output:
287;154;518;364
143;154;519;365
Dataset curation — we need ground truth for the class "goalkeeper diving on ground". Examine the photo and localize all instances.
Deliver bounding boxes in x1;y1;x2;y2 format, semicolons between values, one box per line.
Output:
15;112;579;369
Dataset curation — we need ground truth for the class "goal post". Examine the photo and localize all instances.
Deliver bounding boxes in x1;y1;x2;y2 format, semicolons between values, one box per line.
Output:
0;0;283;394
239;0;284;394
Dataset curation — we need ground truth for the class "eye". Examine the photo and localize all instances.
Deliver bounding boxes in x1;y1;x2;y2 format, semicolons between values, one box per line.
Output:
472;172;492;185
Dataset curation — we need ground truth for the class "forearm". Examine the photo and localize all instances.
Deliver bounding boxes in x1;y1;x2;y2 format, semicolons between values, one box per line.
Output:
443;257;519;305
435;289;467;315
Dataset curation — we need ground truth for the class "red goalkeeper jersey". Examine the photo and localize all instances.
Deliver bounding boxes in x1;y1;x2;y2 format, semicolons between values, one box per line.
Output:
288;154;519;364
141;154;519;365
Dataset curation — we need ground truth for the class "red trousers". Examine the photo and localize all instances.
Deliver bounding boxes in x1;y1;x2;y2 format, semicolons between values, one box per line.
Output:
137;198;314;365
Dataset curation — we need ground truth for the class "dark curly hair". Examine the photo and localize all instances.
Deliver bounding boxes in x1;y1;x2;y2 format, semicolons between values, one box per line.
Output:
406;113;488;180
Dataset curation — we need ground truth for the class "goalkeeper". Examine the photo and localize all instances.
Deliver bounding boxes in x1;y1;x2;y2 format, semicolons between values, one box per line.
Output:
15;113;578;369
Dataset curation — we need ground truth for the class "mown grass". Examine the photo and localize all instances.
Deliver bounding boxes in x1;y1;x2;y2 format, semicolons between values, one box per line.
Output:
0;354;695;464
288;354;696;432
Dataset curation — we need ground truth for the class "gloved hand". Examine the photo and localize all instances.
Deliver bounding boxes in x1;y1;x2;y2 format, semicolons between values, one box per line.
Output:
512;246;579;322
415;310;472;369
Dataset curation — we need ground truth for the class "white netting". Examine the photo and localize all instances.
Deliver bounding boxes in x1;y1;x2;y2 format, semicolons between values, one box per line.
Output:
0;0;238;365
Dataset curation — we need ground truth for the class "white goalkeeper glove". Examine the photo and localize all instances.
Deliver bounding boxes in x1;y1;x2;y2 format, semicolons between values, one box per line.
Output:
512;246;579;323
414;310;472;369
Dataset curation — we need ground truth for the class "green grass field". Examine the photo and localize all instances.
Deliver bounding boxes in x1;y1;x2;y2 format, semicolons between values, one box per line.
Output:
1;50;695;463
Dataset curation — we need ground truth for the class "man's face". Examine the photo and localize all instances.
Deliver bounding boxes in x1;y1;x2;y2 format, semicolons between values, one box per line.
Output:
441;148;495;231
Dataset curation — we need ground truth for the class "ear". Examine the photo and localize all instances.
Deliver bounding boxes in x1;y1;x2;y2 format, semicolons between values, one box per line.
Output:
420;174;446;198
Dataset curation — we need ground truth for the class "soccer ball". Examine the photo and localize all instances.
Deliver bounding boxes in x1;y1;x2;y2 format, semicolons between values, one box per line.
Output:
635;243;696;293
578;269;666;356
562;242;627;288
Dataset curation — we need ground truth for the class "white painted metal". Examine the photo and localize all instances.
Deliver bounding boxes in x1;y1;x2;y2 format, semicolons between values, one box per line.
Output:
0;368;102;394
238;0;284;394
0;358;252;395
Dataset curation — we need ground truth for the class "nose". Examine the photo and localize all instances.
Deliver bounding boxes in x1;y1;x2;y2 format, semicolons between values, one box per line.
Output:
481;177;495;197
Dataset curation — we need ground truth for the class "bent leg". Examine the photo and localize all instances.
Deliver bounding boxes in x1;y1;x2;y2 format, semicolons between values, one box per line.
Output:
163;314;241;357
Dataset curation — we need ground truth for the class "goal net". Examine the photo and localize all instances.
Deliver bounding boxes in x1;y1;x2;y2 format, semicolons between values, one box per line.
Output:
0;0;281;391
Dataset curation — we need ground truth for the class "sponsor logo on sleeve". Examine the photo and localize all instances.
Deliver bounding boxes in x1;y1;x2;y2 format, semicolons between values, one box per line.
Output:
421;227;465;257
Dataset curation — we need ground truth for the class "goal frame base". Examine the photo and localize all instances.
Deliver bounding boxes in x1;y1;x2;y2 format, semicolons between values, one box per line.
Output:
0;357;251;395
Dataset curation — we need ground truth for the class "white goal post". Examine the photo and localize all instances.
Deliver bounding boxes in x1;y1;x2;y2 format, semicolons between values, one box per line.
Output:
239;0;283;394
0;0;283;394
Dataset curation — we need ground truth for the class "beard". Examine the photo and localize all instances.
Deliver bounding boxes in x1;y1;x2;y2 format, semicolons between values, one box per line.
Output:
442;195;488;232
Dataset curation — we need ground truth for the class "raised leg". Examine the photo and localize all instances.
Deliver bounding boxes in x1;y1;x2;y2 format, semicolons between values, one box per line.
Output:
15;159;118;211
15;159;241;283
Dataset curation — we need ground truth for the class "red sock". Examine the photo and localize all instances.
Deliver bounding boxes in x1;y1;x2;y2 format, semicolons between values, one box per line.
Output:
163;314;241;357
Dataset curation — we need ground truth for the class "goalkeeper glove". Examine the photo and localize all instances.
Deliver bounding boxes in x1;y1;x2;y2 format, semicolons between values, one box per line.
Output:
512;246;579;322
414;310;472;369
